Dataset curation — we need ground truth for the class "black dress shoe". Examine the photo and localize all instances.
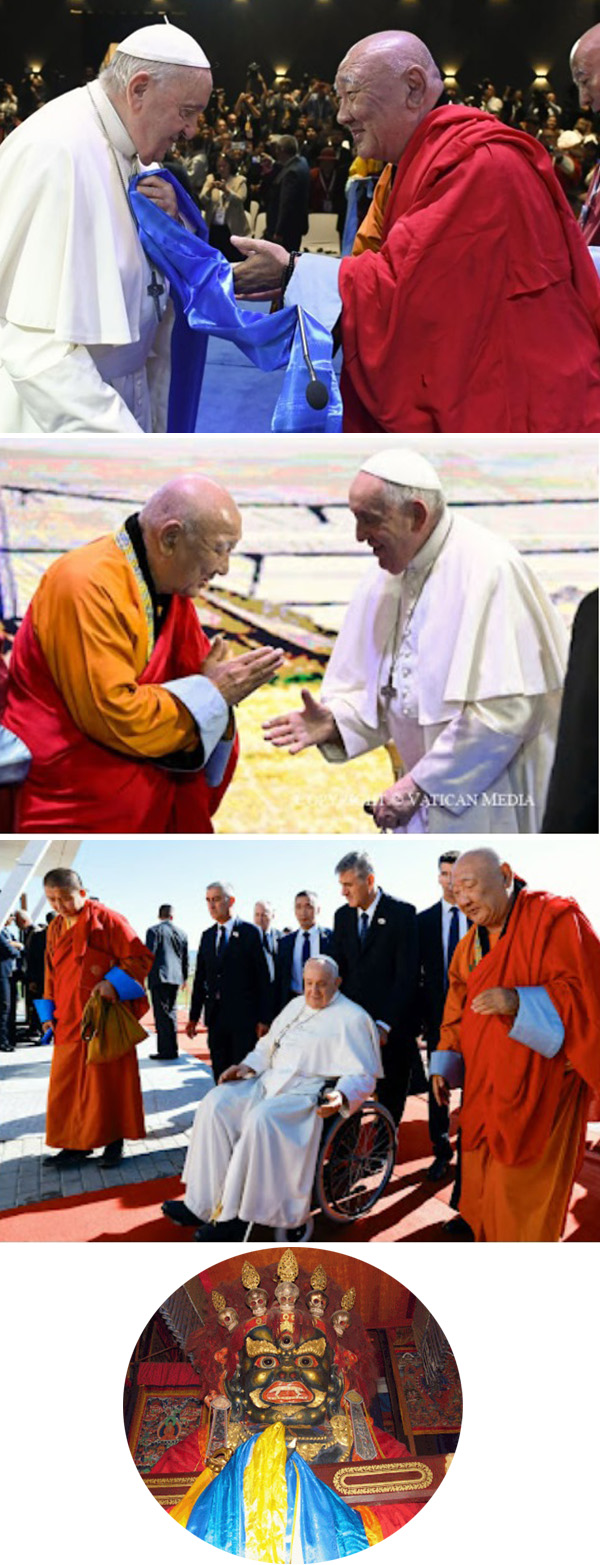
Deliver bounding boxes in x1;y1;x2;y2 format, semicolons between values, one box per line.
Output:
98;1139;124;1168
162;1199;200;1227
194;1217;249;1242
443;1215;475;1241
149;1053;179;1061
425;1154;453;1182
44;1148;93;1167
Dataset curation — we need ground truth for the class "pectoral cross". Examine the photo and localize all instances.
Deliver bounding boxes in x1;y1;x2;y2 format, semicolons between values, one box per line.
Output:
380;676;397;702
147;268;165;322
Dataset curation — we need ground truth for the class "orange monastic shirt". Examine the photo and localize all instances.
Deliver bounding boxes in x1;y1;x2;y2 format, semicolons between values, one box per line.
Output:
31;533;199;759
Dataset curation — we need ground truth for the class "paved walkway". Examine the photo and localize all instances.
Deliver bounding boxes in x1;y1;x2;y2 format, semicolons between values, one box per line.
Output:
0;1020;214;1212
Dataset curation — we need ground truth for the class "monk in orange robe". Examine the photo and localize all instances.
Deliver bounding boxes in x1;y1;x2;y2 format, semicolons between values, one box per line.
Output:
43;866;153;1168
233;32;600;433
2;475;283;833
431;849;600;1241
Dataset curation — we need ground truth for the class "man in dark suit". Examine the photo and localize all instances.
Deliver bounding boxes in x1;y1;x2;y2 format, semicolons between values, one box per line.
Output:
542;588;598;832
187;881;271;1080
145;904;189;1060
22;912;54;1041
0;921;20;1051
253;898;280;1018
265;135;310;251
331;851;418;1123
418;851;469;1181
275;890;333;1010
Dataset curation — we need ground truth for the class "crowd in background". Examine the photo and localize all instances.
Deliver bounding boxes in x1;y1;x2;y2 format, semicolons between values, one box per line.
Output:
0;909;55;1051
1;60;597;255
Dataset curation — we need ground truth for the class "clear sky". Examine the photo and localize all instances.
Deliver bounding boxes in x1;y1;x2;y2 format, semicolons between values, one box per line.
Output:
21;834;600;943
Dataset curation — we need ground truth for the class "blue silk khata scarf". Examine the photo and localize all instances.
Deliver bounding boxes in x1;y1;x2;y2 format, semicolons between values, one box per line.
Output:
184;1428;370;1561
129;171;343;434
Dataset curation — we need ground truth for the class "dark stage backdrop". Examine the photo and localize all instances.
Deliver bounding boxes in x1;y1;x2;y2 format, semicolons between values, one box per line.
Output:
5;0;600;106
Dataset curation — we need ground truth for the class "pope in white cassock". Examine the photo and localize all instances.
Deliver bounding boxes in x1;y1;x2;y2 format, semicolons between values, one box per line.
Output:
0;21;212;433
264;449;568;834
162;957;382;1244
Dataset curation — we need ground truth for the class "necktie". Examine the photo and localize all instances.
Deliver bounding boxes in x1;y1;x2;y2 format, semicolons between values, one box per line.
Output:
262;930;270;954
447;906;460;966
301;932;311;968
216;925;227;959
359;911;369;946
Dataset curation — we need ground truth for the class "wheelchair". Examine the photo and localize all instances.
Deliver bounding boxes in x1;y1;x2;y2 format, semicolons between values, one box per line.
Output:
312;1090;397;1225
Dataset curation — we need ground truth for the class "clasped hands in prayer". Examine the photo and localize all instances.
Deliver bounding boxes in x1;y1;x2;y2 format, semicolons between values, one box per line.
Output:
432;987;520;1106
214;1060;345;1118
201;635;284;705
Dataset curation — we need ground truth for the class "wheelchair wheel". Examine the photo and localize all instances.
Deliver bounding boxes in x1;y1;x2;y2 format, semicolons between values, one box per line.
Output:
315;1101;396;1224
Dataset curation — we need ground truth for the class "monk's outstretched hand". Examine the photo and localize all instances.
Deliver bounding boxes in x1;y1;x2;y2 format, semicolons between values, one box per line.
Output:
471;987;519;1017
202;637;284;704
263;689;339;753
231;235;290;299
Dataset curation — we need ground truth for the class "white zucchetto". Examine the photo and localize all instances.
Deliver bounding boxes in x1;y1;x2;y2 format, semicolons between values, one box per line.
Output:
360;449;443;492
116;21;210;70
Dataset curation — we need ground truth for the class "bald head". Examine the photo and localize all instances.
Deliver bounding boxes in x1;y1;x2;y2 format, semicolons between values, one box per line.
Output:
335;31;443;163
451;850;514;928
139;475;241;597
571;26;600;113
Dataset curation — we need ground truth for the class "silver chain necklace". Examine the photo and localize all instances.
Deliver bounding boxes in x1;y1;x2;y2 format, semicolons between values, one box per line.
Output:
380;519;453;704
85;85;166;322
270;1004;321;1058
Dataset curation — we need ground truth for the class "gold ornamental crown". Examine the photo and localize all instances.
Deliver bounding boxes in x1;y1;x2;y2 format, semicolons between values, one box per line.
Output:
208;1251;357;1329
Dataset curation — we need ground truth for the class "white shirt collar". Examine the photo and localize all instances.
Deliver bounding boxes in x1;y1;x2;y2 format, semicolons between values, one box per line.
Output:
359;888;381;927
87;78;137;161
405;507;453;577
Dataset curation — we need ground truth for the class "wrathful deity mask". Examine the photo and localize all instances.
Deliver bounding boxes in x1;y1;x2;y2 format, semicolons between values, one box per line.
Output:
226;1320;344;1429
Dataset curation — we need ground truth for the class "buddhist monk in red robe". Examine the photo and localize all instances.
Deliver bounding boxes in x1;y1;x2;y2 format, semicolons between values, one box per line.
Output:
43;866;153;1168
431;849;600;1241
2;475;283;832
232;32;600;433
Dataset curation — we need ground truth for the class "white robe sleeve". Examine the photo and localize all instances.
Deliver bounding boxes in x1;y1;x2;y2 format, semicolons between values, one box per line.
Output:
410;695;548;811
0;321;142;432
242;1034;274;1076
337;1070;377;1116
284;254;342;332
